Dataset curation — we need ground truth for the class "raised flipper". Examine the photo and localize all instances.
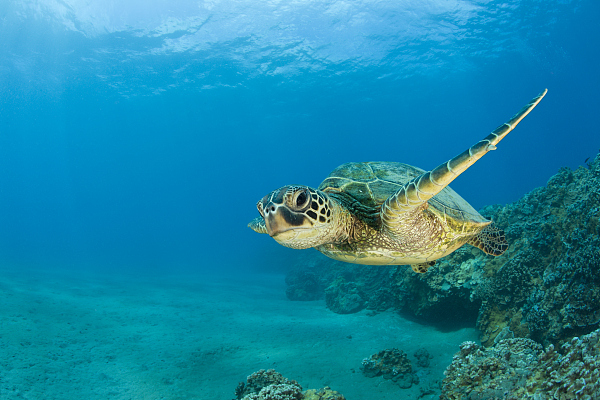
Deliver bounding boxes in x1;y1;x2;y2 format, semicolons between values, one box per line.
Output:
381;89;547;227
248;216;268;234
468;223;508;256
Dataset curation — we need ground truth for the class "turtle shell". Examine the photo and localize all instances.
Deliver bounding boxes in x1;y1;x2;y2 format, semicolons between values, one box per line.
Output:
318;161;488;227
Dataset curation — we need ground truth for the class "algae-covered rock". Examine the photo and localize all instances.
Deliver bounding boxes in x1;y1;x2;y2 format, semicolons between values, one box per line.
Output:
235;369;301;399
242;383;303;400
235;370;346;400
441;328;600;399
285;258;399;313
325;278;366;314
389;249;482;324
413;348;433;368
441;338;542;399
464;154;600;346
303;387;346;400
360;348;419;389
285;270;323;301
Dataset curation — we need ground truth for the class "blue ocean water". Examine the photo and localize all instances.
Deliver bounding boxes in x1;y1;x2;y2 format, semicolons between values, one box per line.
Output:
0;0;600;278
1;1;600;399
0;1;598;281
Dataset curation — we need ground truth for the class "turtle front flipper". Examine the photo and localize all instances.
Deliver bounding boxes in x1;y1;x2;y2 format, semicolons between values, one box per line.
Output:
381;89;547;227
248;216;268;234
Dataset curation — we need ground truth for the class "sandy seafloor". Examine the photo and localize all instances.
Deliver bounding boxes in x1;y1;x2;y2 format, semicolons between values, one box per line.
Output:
0;264;478;400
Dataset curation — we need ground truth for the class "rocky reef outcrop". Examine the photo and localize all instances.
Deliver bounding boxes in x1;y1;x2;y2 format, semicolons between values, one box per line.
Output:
286;154;600;347
395;153;600;346
360;348;420;389
325;278;366;314
285;261;397;312
441;327;600;399
235;369;301;399
285;271;324;301
303;387;346;400
234;369;345;400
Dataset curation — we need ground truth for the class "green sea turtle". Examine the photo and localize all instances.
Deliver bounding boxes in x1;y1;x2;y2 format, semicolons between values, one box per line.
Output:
249;90;547;273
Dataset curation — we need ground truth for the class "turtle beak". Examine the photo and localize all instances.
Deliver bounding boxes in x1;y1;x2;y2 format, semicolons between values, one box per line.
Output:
263;200;311;238
263;202;289;237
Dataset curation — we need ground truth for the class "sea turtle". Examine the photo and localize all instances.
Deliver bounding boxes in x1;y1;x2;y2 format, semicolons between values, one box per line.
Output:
249;90;547;273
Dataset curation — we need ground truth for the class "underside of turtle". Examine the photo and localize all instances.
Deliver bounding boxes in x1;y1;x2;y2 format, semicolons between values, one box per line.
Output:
248;90;547;273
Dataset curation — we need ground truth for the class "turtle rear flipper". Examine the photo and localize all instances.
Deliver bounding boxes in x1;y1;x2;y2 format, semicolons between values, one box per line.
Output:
411;261;436;273
468;223;508;256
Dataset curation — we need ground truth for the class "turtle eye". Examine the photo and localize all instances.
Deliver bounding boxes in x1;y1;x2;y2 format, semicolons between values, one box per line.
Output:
293;190;309;209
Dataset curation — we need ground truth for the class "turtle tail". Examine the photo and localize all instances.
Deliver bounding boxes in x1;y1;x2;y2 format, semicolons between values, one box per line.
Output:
468;223;508;256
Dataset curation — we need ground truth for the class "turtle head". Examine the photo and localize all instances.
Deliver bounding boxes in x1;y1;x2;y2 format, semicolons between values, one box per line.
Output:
249;185;335;249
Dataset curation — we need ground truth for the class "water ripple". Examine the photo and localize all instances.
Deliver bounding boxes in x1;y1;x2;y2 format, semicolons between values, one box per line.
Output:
2;0;580;96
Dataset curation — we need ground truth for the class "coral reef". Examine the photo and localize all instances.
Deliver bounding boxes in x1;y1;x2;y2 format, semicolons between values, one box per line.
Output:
441;339;542;399
360;348;419;388
242;384;303;400
286;270;323;301
303;387;346;400
285;259;399;313
436;154;600;346
235;370;346;400
325;278;366;314
286;154;600;347
413;348;433;368
235;369;301;399
441;327;600;399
